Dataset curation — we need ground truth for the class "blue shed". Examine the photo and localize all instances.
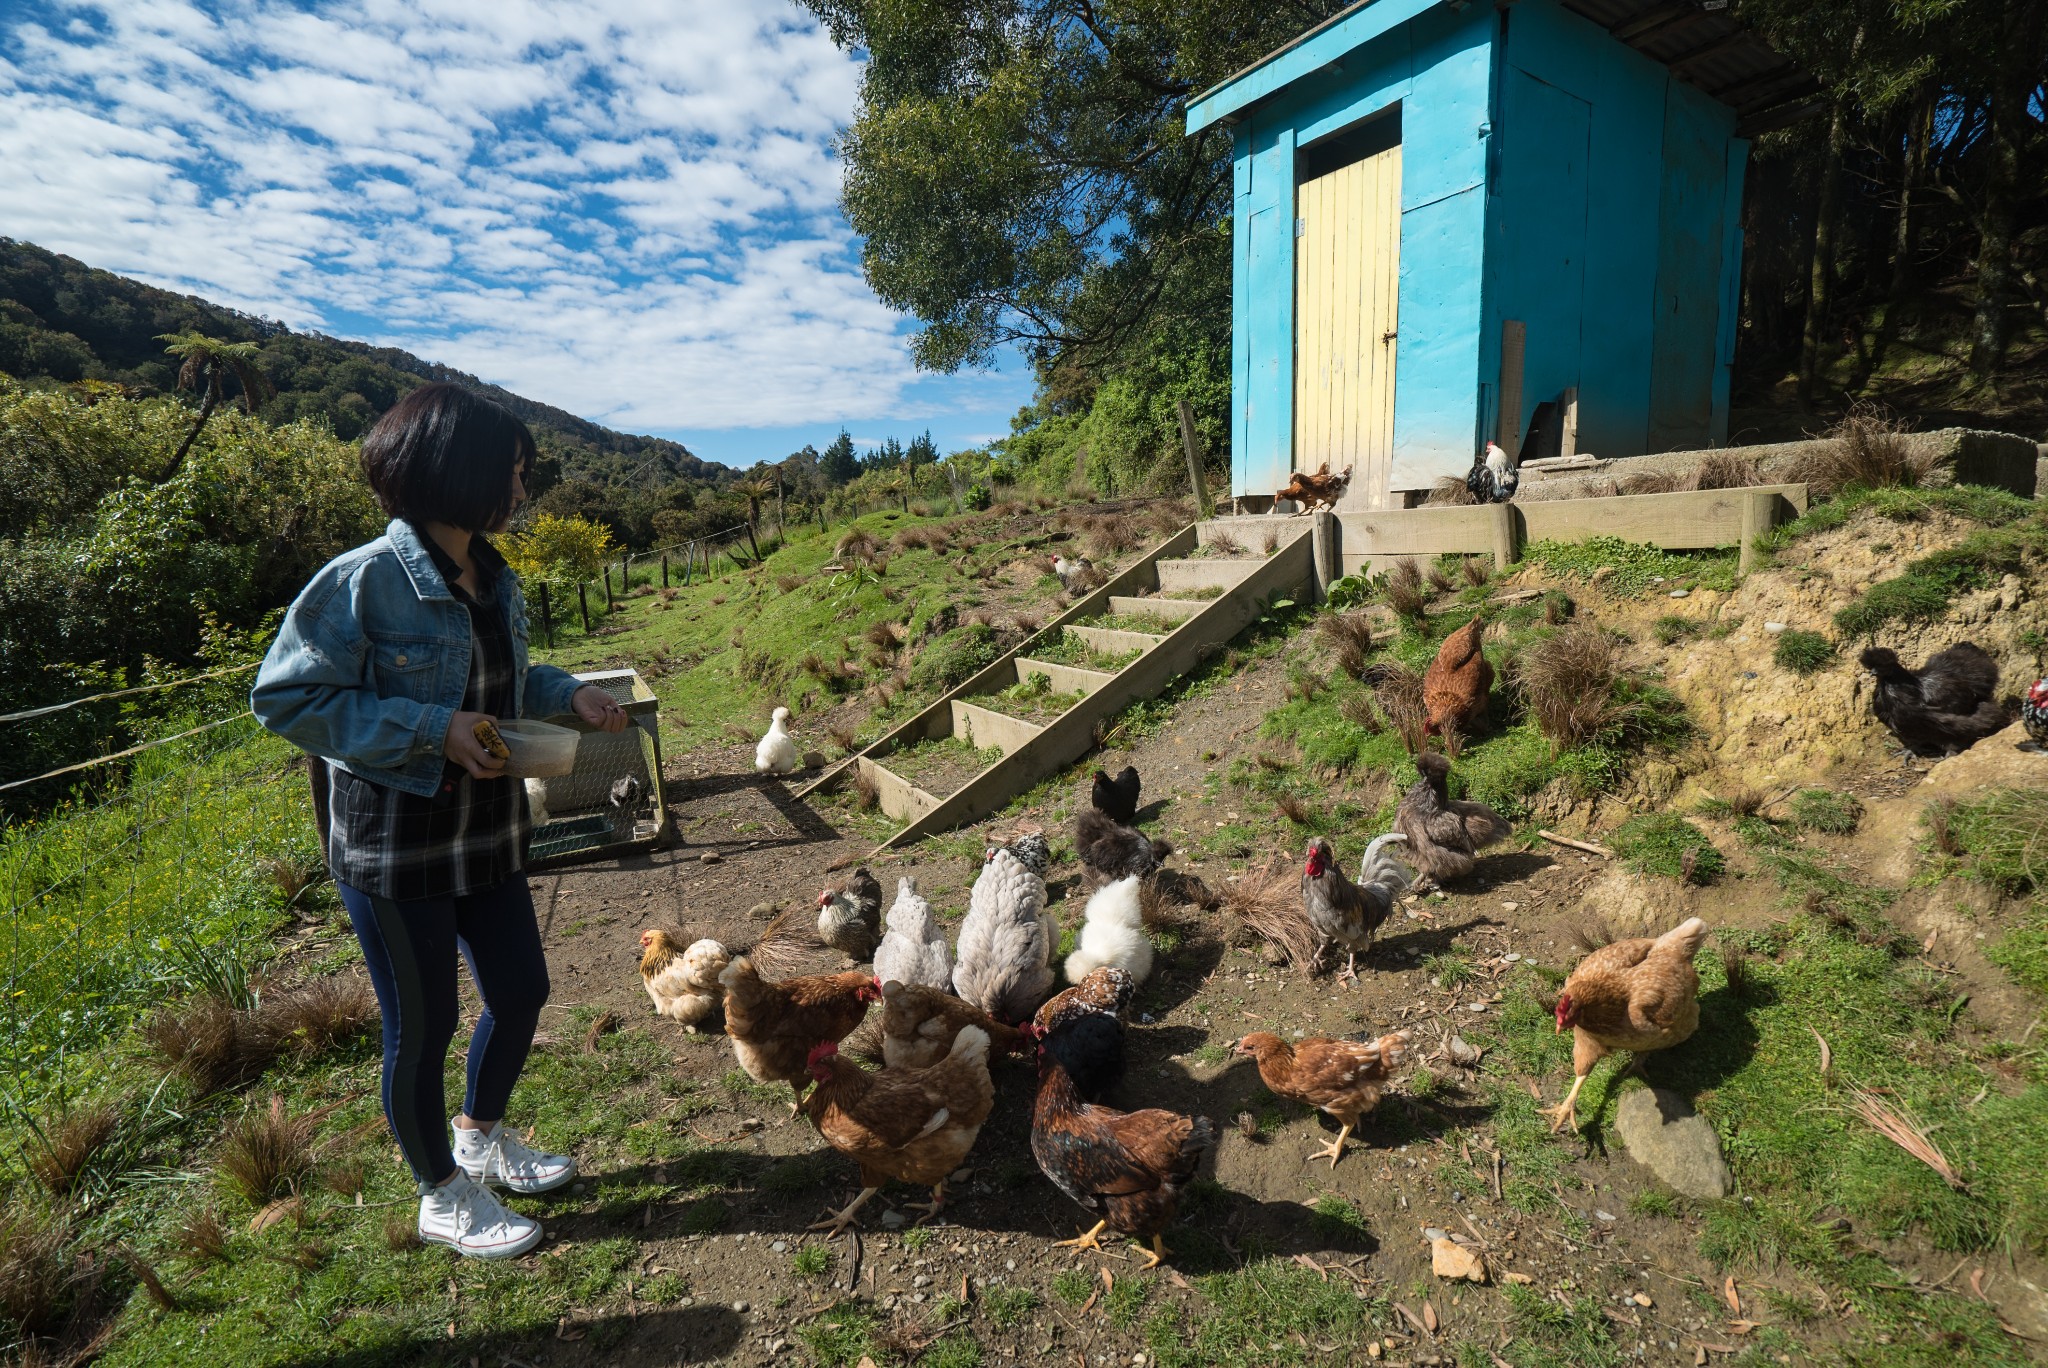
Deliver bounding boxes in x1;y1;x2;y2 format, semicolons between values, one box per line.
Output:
1187;0;1814;510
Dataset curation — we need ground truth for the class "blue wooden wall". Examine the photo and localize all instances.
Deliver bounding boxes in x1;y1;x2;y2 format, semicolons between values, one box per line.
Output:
1207;0;1748;499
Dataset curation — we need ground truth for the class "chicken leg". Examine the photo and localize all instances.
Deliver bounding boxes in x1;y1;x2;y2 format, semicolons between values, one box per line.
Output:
1540;1074;1590;1134
1137;1235;1170;1271
1053;1220;1110;1255
903;1181;948;1225
1307;1118;1357;1168
808;1186;879;1238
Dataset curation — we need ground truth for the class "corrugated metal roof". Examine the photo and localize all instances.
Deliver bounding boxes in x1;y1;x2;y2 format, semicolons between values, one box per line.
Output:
1554;0;1820;132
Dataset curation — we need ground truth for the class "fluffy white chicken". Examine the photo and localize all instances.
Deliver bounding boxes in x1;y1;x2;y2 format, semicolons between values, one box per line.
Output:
755;707;799;775
873;876;952;990
524;778;551;827
638;930;730;1031
952;843;1058;1024
1063;875;1153;987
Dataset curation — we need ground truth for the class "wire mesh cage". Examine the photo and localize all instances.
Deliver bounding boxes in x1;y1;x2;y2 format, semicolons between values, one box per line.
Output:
526;668;673;867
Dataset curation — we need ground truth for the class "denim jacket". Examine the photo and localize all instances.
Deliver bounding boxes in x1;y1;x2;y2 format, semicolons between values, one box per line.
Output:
250;519;585;797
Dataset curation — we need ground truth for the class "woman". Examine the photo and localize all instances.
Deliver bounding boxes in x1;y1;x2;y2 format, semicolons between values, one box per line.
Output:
252;382;630;1260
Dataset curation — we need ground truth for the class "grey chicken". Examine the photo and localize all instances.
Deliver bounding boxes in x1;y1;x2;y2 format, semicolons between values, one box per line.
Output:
1074;806;1171;882
1300;835;1413;982
817;867;883;961
952;843;1057;1024
872;876;952;990
1395;752;1511;887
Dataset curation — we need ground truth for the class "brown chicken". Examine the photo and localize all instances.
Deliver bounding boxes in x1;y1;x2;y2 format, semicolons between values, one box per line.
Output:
879;978;1031;1070
1275;463;1351;513
1030;1041;1215;1270
717;956;880;1108
1233;1031;1412;1167
801;1026;996;1236
638;929;730;1031
1422;615;1493;735
1542;917;1709;1133
1394;752;1512;887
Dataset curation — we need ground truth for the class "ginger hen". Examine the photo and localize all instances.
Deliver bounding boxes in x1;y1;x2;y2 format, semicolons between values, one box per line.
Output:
1275;463;1351;513
1233;1030;1411;1167
638;930;729;1031
1395;752;1511;888
1423;615;1493;736
717;957;880;1110
801;1026;996;1237
1543;917;1709;1133
1031;1042;1215;1269
878;979;1030;1070
1301;835;1413;981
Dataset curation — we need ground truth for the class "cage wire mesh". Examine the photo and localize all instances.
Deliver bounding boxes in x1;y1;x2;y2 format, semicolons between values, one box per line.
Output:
526;668;671;866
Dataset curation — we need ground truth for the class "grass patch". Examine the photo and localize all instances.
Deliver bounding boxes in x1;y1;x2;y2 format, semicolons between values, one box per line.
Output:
979;1284;1039;1330
1144;1260;1387;1368
1833;516;2046;637
1789;787;1864;834
1499;1284;1624;1367
1608;813;1724;885
797;1304;885;1365
1026;628;1141;672
1520;536;1739;595
1943;789;2048;893
1091;610;1182;635
1307;1195;1369;1246
791;1244;831;1277
1756;483;2034;558
1772;629;1836;674
1051;1267;1093;1306
1651;614;1705;646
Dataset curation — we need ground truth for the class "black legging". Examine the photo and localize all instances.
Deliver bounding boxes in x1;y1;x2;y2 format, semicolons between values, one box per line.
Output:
337;875;550;1189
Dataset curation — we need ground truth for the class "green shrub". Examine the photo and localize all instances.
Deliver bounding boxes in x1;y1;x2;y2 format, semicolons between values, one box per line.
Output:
1773;630;1835;674
1610;813;1725;885
1790;788;1863;834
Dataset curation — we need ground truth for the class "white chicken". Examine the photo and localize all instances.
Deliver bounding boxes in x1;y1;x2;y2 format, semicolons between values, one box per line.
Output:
638;930;730;1031
1063;875;1152;987
524;777;551;827
873;876;952;990
952;842;1058;1025
755;706;799;775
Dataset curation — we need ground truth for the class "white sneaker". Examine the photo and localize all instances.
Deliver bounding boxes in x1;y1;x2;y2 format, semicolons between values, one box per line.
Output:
417;1171;542;1260
454;1121;578;1195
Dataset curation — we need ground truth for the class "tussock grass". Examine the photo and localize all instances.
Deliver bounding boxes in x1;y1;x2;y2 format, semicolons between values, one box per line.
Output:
215;1095;320;1205
1313;608;1374;682
1516;625;1673;753
1800;406;1935;494
1773;628;1836;674
1693;450;1762;490
1383;558;1427;620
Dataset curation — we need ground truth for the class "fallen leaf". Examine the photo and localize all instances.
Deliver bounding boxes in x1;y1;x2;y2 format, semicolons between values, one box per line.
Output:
1969;1268;1990;1302
444;1322;454;1339
1166;1270;1193;1291
555;1319;586;1342
1395;1302;1432;1338
1727;1320;1760;1336
1723;1276;1741;1315
1423;1299;1439;1333
1922;928;1939;954
1430;1237;1487;1284
857;1358;880;1368
1502;1271;1535;1285
1102;1267;1115;1295
1694;1349;1706;1367
1810;1027;1831;1076
248;1196;302;1235
1525;1080;1544;1101
1294;1254;1330;1281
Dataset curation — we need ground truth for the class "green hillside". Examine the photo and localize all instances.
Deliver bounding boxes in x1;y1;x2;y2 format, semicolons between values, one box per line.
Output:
0;237;728;490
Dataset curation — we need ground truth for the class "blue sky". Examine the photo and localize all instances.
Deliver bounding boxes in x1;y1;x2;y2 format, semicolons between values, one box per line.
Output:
0;0;1032;467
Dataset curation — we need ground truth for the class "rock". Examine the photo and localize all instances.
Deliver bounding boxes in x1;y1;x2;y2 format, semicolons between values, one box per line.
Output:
700;851;723;864
1500;901;1519;912
802;750;827;769
1614;1088;1733;1198
771;1240;789;1253
1668;589;1690;599
1430;1237;1487;1283
1632;1293;1653;1307
750;902;776;917
1764;621;1788;634
732;1301;750;1313
880;1210;907;1229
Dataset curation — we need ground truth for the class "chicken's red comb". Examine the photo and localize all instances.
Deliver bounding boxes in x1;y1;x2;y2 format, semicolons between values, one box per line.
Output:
805;1040;839;1066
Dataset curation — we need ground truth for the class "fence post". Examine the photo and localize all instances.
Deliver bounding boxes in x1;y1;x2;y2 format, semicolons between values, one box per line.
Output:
1176;398;1213;520
661;553;668;588
1488;503;1521;572
621;552;630;591
538;582;553;648
603;566;614;612
1739;490;1777;573
578;583;590;633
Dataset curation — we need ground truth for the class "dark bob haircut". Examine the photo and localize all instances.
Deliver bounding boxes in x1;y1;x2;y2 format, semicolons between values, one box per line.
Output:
359;382;537;531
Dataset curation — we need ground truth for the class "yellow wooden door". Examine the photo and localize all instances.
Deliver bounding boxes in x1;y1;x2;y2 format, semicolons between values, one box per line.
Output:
1294;142;1401;505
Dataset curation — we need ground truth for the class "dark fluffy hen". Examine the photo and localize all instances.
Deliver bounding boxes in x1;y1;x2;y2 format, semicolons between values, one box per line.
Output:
1394;752;1511;884
1074;806;1172;881
1030;1054;1215;1269
1091;766;1141;824
1860;643;2008;756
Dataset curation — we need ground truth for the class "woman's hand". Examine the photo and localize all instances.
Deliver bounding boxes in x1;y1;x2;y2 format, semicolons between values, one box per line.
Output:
572;685;631;734
445;710;509;780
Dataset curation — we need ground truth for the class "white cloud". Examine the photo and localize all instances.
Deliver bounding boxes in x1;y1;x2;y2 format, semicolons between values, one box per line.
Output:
0;0;933;432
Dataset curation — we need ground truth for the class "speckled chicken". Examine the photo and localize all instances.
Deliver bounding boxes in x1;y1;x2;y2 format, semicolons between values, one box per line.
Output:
1395;752;1511;887
878;979;1030;1070
637;929;729;1031
816;867;883;961
1233;1030;1411;1167
952;843;1058;1024
1032;965;1138;1103
1542;917;1708;1133
1422;615;1493;736
1301;835;1413;981
872;876;951;990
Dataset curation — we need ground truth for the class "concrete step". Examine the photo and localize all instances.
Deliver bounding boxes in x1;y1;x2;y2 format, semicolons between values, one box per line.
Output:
1196;516;1311;550
1106;595;1201;625
858;757;942;824
1066;625;1165;658
1155;557;1263;595
1011;658;1117;697
950;699;1045;755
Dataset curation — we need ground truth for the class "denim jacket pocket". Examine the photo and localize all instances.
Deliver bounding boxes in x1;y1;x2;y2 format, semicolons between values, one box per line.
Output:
368;638;440;703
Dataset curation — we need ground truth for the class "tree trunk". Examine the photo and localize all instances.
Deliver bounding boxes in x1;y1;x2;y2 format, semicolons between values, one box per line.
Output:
745;503;762;562
775;471;786;541
1889;88;1932;305
162;380;221;481
1797;95;1856;405
1969;51;2026;381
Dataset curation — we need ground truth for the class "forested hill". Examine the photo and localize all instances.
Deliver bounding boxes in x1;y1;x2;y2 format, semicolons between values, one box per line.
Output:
0;237;727;487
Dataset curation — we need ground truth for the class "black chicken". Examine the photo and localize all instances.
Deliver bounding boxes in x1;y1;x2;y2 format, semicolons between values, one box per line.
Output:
1465;442;1518;504
1074;806;1172;881
1030;965;1135;1102
1091;766;1141;824
1859;643;2008;756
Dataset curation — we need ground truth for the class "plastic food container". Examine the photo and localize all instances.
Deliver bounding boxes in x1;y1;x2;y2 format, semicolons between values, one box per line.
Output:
494;719;581;777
